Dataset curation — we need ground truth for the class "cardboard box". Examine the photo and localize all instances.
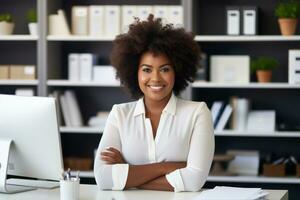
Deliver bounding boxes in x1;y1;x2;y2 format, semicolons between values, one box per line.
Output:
64;157;92;171
0;65;9;79
10;65;36;80
263;164;285;177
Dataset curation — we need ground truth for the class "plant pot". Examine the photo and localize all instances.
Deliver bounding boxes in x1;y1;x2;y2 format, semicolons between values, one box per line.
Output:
0;22;14;35
28;23;38;35
278;18;298;36
256;70;272;83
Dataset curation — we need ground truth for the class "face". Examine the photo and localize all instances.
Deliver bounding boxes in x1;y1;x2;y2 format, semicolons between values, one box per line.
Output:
138;51;175;103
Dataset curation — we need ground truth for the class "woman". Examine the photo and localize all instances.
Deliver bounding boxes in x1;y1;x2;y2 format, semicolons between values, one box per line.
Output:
94;14;214;192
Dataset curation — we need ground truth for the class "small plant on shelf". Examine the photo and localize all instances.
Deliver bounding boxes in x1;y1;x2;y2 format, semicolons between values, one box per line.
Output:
26;9;38;35
275;0;300;35
251;57;279;83
0;13;14;35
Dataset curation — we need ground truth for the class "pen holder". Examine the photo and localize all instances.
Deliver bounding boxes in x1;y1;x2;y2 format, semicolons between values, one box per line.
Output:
60;178;80;200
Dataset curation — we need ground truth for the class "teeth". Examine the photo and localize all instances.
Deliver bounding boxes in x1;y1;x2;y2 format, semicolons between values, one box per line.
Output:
149;85;163;90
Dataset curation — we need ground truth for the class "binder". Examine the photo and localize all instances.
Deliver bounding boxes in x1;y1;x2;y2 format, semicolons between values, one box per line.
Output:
72;6;89;35
153;6;169;22
215;104;233;131
89;6;104;36
137;6;153;21
168;6;183;27
79;54;95;82
68;53;80;81
121;6;137;33
226;7;240;35
242;7;257;35
104;6;121;37
288;50;300;84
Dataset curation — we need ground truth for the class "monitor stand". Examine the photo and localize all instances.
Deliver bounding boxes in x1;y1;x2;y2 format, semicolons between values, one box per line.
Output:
0;139;35;193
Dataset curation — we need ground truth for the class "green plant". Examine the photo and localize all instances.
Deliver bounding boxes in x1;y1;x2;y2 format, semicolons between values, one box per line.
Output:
0;13;13;22
26;9;37;23
251;57;279;73
275;0;300;18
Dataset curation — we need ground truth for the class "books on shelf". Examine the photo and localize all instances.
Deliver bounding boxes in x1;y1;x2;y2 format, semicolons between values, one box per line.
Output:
215;104;233;131
230;97;250;131
210;101;225;128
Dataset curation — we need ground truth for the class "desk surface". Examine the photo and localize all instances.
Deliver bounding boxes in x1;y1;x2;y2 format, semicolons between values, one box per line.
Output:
0;184;288;200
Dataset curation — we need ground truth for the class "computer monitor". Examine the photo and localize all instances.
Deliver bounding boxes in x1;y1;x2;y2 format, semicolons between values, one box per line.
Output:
0;94;63;193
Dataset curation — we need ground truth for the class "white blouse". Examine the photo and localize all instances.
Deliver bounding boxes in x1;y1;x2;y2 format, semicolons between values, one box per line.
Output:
94;93;215;192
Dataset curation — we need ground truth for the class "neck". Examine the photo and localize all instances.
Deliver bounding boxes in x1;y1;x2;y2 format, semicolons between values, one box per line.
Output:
144;93;172;115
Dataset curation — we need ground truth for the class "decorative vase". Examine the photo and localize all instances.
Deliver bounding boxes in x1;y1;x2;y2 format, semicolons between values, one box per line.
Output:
28;22;38;35
0;22;14;35
256;70;272;83
278;18;298;36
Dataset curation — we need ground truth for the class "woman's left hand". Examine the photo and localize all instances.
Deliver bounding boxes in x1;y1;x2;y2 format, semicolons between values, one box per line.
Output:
100;147;126;164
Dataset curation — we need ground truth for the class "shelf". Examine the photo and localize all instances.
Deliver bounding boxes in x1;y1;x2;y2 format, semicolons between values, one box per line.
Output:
60;126;103;134
191;81;300;89
207;175;300;184
0;80;38;86
195;35;300;42
215;130;300;138
47;80;120;87
0;35;38;41
47;35;115;41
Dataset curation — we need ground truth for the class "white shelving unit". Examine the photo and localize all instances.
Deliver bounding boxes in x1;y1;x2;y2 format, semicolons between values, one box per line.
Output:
60;126;103;134
192;81;300;89
47;80;120;87
215;130;300;138
0;35;38;41
195;35;300;42
0;80;38;86
47;35;115;42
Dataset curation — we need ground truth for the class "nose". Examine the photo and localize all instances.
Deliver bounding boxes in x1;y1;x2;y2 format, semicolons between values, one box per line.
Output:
151;70;161;81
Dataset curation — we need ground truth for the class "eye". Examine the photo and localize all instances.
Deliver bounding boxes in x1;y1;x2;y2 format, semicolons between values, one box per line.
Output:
160;65;172;72
142;67;151;73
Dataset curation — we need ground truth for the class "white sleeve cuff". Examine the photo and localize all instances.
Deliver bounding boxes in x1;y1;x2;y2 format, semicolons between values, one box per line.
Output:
166;169;185;192
112;164;129;190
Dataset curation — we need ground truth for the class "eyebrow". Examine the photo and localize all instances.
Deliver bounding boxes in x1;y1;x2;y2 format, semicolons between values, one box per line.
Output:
140;63;172;68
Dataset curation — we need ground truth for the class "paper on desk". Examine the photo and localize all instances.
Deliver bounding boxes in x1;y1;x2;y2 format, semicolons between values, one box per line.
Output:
193;186;269;200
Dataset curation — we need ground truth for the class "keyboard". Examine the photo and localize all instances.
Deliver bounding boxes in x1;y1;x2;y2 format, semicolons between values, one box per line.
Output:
6;178;60;189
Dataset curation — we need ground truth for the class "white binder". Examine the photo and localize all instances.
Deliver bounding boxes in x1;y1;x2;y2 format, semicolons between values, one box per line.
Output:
79;54;94;82
153;6;169;22
168;6;183;27
72;6;89;35
68;53;80;81
243;7;257;35
289;50;300;84
89;6;104;36
121;6;137;33
104;6;121;37
137;6;153;21
226;7;240;35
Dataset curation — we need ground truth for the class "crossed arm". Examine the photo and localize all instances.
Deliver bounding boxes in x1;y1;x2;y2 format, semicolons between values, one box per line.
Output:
101;147;186;191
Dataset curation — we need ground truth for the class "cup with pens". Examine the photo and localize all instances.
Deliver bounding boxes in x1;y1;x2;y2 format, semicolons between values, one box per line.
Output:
60;168;80;200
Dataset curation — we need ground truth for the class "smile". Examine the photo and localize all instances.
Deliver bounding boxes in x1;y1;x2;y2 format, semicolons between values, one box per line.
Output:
148;85;164;91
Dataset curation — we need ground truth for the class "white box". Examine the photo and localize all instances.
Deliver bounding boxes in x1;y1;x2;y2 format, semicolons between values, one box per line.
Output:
137;6;153;21
227;7;240;35
289;50;300;84
153;6;169;22
89;6;104;36
246;111;276;132
93;65;120;85
168;6;183;27
68;54;80;81
104;6;121;37
79;54;95;82
210;55;250;83
243;7;257;35
72;6;89;35
121;6;137;33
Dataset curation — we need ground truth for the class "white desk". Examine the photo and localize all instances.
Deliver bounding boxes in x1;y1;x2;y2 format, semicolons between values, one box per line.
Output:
0;184;288;200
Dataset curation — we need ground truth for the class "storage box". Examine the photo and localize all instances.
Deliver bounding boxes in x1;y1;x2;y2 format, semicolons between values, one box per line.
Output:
0;65;9;79
93;65;120;85
263;164;285;177
10;65;36;80
64;157;92;171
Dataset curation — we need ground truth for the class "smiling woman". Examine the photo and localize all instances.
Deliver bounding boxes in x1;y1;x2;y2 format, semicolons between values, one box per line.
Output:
94;14;215;192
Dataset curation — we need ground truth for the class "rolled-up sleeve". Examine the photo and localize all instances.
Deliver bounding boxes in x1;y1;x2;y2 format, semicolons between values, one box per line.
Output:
94;105;129;190
166;103;215;192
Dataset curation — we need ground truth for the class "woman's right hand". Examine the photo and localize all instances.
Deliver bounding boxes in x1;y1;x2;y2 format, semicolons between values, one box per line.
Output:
100;147;126;164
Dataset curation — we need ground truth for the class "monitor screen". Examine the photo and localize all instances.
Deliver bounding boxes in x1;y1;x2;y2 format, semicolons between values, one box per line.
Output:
0;94;63;181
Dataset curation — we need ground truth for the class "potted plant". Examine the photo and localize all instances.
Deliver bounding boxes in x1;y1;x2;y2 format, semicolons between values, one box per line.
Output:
0;13;14;35
251;57;279;83
26;8;38;35
275;0;300;35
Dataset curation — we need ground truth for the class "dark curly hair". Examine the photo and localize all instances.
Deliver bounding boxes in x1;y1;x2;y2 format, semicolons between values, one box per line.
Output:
110;14;201;99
